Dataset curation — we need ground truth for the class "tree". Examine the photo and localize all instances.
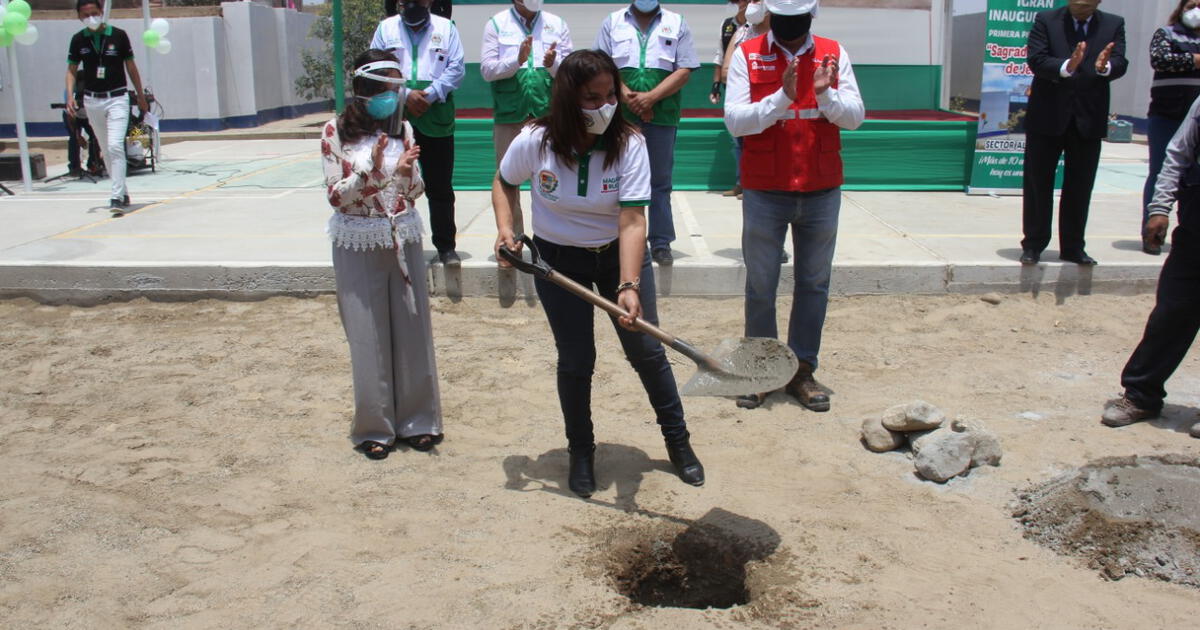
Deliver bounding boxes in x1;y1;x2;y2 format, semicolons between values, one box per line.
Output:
296;0;386;101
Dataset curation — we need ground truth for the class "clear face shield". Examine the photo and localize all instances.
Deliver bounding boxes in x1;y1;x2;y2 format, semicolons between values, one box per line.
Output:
353;60;409;138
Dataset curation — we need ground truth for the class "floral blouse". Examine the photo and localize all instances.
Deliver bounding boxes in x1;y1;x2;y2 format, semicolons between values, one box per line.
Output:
321;117;424;251
1150;26;1200;73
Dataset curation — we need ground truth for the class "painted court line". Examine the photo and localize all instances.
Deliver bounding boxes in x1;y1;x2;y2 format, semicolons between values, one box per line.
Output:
672;191;711;258
49;154;316;240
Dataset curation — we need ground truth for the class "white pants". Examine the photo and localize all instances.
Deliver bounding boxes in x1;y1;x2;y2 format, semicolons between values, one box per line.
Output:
84;94;129;201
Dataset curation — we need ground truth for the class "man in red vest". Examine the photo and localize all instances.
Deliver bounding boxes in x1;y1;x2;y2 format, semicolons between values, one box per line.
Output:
723;0;863;412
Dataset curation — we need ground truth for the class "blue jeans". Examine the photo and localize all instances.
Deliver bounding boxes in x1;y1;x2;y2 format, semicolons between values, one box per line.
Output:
741;188;841;369
532;236;688;449
1144;115;1184;226
640;122;677;250
732;136;743;187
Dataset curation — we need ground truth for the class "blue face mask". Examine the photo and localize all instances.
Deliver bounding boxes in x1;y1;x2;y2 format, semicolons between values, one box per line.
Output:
363;91;400;120
632;0;659;14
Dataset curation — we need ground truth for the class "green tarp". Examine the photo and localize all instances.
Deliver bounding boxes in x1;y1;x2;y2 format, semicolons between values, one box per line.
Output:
451;117;976;191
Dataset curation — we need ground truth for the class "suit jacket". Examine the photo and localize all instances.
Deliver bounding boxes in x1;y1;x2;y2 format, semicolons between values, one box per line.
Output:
1025;7;1128;138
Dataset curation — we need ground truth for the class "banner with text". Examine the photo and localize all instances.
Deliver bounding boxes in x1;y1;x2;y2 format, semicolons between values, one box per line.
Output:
967;0;1065;194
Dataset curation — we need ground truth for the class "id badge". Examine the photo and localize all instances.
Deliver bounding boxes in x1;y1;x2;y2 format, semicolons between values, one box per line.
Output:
96;66;106;80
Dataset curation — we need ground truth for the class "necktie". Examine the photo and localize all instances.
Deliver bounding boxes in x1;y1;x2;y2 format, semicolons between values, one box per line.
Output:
1076;19;1087;41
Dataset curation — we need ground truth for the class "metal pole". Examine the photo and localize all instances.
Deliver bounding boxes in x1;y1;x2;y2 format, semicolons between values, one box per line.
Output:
2;0;33;192
332;0;344;113
141;0;152;94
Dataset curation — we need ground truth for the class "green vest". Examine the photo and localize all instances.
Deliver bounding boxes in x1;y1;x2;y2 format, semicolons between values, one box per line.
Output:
491;68;552;124
619;67;680;127
405;79;456;137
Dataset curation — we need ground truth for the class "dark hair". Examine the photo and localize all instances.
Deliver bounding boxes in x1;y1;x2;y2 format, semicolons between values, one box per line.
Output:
338;49;402;145
533;50;635;170
77;0;102;12
1169;0;1196;26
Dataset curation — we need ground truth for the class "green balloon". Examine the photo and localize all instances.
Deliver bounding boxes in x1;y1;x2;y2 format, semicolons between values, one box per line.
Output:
7;0;31;19
142;29;160;49
0;31;12;47
3;12;26;37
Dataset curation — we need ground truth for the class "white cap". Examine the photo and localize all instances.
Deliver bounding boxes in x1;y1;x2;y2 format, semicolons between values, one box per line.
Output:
764;0;818;17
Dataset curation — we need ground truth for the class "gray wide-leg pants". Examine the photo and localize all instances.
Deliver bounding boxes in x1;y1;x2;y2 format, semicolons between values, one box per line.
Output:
333;242;443;446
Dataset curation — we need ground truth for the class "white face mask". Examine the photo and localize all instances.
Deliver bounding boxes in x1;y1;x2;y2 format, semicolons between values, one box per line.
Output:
725;2;739;17
521;0;543;12
1184;7;1200;29
82;16;103;31
745;2;766;25
582;102;617;135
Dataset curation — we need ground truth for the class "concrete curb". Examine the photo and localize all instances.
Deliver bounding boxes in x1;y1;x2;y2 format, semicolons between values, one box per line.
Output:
0;260;1162;304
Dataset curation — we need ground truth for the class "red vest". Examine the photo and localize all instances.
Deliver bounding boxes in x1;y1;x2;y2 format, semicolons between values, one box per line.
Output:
740;34;844;192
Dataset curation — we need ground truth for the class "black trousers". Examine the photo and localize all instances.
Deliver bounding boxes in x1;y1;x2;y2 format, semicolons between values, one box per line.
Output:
63;112;101;172
1021;123;1102;255
413;129;456;254
1121;190;1200;412
531;236;688;450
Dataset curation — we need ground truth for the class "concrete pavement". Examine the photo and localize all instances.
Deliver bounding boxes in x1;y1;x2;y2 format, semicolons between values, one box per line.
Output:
0;137;1169;302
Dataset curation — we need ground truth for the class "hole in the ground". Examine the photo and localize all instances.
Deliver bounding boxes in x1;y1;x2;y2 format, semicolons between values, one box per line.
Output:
1015;454;1200;587
612;508;780;609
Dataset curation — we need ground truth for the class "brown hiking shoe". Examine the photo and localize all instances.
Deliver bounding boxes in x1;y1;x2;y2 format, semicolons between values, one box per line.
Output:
1100;396;1159;427
786;362;830;412
722;185;742;198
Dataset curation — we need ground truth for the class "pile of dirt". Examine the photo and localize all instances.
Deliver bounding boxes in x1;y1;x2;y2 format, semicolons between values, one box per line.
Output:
1014;455;1200;586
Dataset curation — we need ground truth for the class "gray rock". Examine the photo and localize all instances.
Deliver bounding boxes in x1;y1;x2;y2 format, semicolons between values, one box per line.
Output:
861;417;905;452
968;430;1003;467
980;293;1003;305
881;400;946;432
950;417;986;433
914;432;974;483
908;427;946;455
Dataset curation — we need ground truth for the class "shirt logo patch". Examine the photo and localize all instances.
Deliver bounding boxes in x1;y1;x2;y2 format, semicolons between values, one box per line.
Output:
431;34;444;46
751;63;777;72
601;176;621;194
748;53;777;62
538;170;560;199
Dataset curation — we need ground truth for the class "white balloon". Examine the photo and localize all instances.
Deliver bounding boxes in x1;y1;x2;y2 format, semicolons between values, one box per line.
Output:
155;38;172;54
14;23;37;46
150;18;169;36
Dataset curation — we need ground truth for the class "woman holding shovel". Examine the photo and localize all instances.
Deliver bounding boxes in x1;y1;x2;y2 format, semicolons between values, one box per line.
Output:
492;49;704;498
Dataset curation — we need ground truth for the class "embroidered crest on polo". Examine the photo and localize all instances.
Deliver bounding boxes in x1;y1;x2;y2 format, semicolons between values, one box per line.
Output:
539;170;560;199
601;176;621;193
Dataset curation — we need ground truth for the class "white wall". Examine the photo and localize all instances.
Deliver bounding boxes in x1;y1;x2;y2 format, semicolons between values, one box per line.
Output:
0;3;322;130
453;4;942;65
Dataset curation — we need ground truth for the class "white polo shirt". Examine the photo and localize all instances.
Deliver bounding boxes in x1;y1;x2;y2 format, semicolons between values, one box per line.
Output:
499;125;651;248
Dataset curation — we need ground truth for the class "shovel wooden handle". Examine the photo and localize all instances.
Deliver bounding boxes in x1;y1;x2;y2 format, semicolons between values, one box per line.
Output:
544;270;725;373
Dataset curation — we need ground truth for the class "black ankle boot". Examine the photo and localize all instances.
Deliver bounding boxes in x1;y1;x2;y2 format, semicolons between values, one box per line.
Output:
567;445;596;498
666;438;705;487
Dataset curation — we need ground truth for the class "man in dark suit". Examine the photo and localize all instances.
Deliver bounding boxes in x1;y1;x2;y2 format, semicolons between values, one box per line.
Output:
1021;0;1127;266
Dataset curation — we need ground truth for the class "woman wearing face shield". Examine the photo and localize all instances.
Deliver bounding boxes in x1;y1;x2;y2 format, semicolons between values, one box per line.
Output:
1142;0;1200;255
322;50;444;460
491;50;704;498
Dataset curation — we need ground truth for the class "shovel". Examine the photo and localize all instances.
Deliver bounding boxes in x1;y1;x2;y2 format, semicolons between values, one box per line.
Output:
498;235;799;397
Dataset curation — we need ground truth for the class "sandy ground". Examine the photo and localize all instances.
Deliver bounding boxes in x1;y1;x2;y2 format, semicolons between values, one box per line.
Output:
1;292;1199;629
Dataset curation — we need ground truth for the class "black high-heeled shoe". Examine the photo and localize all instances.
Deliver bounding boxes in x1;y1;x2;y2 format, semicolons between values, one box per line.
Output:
567;445;596;498
666;438;705;486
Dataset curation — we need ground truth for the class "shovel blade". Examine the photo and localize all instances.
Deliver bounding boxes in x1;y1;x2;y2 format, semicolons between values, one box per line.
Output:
680;337;799;397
